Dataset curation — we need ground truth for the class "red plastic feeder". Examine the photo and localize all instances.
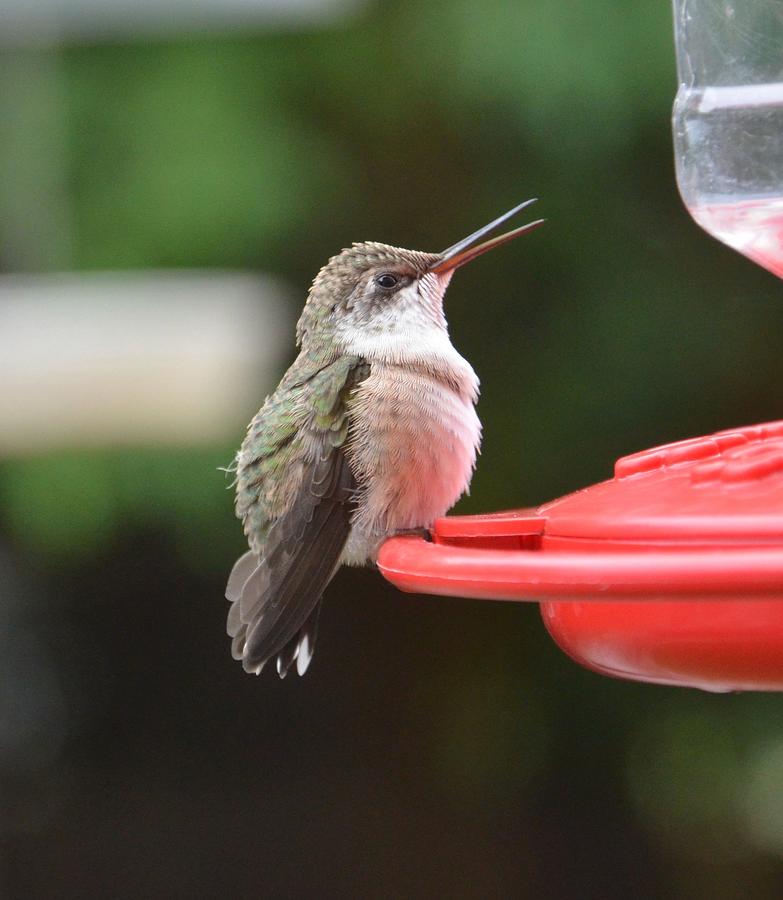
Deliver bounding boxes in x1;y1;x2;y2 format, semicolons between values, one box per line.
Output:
378;421;783;692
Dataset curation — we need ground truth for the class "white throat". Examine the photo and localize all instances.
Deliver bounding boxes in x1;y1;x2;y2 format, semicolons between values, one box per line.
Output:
335;272;478;394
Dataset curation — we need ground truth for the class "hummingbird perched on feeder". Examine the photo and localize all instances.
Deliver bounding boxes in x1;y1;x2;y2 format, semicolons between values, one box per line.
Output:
226;199;543;678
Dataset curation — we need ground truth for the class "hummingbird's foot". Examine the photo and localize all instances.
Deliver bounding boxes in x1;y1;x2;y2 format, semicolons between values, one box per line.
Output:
393;527;433;542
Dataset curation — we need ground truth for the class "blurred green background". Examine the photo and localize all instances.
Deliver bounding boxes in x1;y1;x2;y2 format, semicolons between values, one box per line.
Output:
1;1;783;897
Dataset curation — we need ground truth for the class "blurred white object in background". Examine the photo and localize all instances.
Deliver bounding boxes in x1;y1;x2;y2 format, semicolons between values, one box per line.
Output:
0;270;292;454
0;0;364;44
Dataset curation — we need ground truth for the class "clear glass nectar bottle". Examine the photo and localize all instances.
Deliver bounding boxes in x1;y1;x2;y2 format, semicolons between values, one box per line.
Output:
672;0;783;278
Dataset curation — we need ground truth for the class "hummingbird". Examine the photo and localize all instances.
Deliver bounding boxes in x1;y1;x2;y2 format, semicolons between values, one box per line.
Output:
226;199;543;678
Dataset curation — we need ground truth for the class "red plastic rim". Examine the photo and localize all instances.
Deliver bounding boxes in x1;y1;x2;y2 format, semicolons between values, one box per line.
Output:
378;535;783;602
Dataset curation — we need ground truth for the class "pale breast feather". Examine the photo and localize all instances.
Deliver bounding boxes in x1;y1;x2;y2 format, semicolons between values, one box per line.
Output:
346;360;481;545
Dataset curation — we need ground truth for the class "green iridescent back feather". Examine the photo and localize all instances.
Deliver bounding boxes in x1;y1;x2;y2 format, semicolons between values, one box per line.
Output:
235;353;370;551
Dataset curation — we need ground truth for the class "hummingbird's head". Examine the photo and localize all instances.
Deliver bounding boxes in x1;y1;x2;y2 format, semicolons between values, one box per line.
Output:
296;199;543;361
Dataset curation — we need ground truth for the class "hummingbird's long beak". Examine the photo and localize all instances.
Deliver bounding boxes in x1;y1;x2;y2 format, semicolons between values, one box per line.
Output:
428;198;544;275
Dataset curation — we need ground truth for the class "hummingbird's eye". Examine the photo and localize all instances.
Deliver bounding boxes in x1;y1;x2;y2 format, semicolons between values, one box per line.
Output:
375;273;399;290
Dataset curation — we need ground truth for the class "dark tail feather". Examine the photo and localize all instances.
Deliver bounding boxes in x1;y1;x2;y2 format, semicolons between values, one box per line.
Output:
226;443;355;678
276;601;322;679
226;550;257;604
